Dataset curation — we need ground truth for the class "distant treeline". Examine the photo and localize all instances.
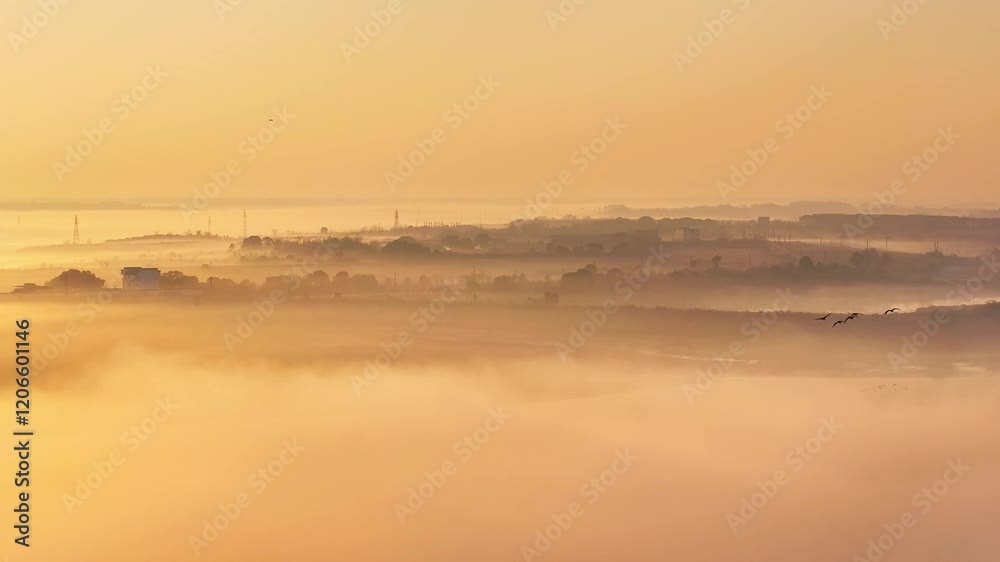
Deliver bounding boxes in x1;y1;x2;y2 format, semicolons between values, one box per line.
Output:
19;246;990;300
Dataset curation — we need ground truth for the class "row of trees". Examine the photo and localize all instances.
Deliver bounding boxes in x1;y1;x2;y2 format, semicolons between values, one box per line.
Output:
39;269;381;294
235;233;663;259
38;246;954;297
40;267;562;295
161;270;380;294
239;236;375;256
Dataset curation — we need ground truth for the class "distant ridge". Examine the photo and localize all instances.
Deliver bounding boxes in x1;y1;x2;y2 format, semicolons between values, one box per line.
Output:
604;202;1000;221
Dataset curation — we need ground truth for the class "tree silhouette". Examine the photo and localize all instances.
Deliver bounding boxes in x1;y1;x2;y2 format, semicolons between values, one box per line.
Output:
241;236;263;250
46;269;105;290
383;237;430;255
161;271;200;289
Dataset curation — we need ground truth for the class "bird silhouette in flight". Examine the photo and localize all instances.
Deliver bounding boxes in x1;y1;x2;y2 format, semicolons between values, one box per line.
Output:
815;313;832;320
832;320;846;327
884;307;900;315
845;313;861;321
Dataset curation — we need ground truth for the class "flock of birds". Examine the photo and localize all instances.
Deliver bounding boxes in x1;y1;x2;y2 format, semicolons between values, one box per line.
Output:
816;307;901;327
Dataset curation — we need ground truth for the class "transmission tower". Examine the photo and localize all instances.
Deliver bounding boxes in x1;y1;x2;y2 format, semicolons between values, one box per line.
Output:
73;215;80;245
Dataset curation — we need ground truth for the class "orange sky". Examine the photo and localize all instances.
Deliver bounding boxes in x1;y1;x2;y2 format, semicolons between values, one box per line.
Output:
1;0;997;207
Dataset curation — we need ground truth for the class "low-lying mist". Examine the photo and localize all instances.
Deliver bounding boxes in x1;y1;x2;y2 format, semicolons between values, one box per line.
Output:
3;302;996;561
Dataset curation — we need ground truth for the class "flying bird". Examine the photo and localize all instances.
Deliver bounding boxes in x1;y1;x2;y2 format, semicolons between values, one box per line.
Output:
884;307;900;314
832;320;846;327
815;313;832;320
846;313;861;321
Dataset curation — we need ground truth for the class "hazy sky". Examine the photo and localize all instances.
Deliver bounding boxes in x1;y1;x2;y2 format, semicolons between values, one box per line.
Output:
2;0;997;206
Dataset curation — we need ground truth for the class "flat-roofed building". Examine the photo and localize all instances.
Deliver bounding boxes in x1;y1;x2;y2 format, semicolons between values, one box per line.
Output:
122;267;161;290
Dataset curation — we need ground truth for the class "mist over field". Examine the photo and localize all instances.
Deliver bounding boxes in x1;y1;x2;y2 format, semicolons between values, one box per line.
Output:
2;200;999;562
0;299;995;561
4;0;1000;553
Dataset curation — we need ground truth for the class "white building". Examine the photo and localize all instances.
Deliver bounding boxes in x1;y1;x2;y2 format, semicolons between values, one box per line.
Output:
122;267;161;290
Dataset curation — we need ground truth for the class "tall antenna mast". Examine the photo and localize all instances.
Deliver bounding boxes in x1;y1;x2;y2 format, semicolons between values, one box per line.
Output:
73;215;80;245
242;209;247;239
